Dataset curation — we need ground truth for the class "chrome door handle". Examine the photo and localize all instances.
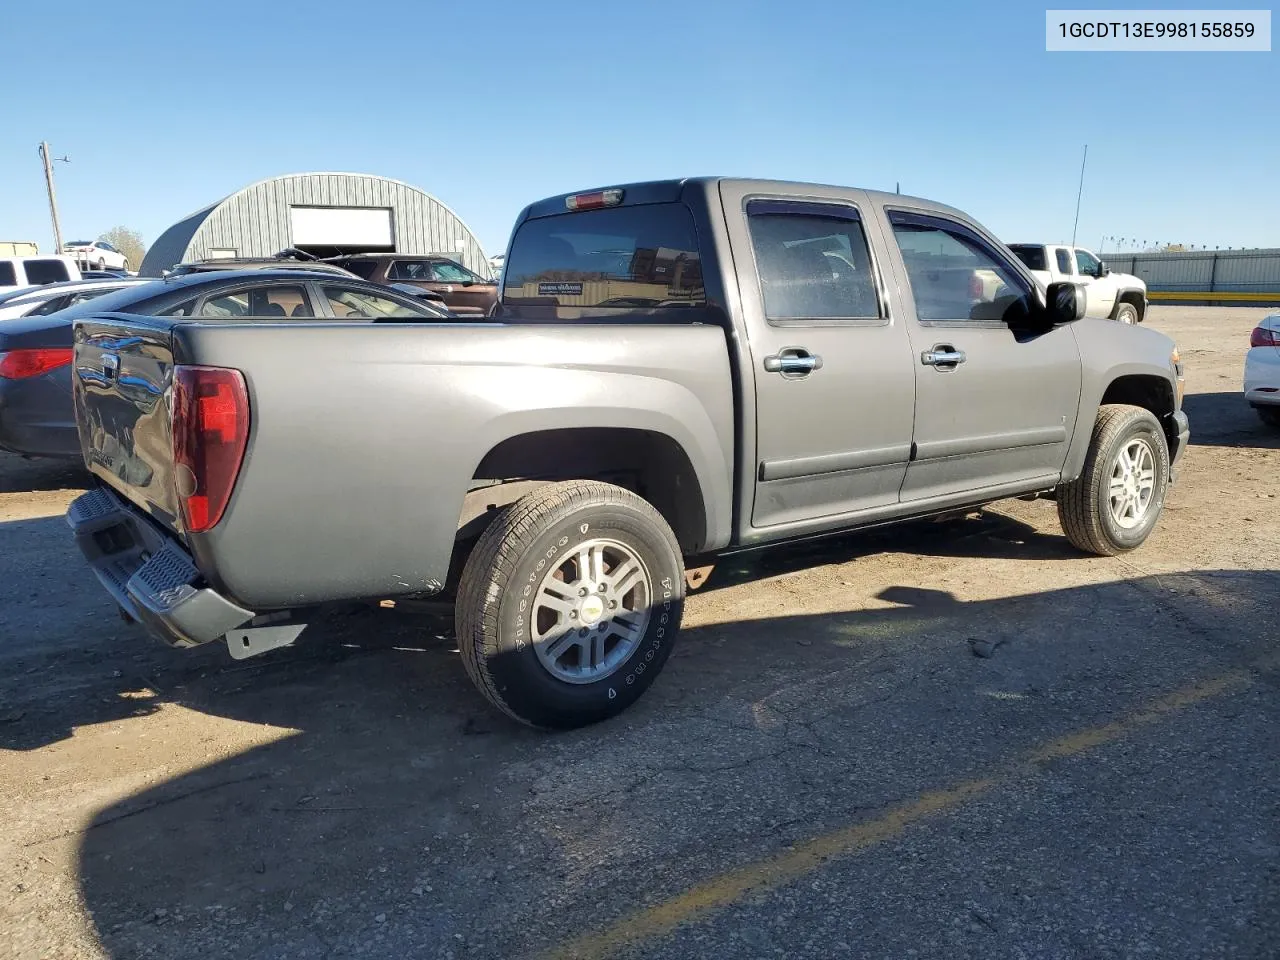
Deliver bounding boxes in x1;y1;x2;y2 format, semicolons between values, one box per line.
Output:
764;350;823;376
921;349;966;367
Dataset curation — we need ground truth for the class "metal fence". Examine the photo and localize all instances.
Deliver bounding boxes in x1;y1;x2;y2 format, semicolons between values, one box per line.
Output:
1097;248;1280;302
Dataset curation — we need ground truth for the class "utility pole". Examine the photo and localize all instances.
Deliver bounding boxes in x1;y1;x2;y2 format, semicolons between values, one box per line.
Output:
1070;144;1088;247
38;142;68;253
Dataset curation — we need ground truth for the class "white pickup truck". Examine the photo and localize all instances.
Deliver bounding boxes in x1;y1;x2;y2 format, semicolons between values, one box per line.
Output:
1008;244;1147;324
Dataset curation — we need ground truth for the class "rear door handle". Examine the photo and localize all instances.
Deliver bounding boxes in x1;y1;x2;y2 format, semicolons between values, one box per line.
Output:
764;348;823;377
921;347;966;367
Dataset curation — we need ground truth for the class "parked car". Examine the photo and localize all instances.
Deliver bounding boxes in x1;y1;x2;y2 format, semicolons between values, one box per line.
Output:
1007;244;1147;323
1;270;444;459
62;240;130;272
65;177;1189;730
79;269;131;280
0;277;151;321
386;283;454;315
1245;314;1280;427
328;254;498;315
0;255;81;292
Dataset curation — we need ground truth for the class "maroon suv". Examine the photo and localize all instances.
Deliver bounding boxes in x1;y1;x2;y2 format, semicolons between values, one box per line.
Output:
329;255;497;316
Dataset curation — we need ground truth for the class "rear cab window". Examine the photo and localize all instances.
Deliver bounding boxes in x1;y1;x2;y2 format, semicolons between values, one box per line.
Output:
23;259;72;285
1008;245;1047;272
1056;248;1074;274
0;263;16;286
501;203;705;319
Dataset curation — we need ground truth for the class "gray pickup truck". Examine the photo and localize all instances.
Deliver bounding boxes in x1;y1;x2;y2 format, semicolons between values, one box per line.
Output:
67;178;1189;728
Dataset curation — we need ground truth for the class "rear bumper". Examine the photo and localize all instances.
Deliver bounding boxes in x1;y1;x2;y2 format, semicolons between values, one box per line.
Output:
1245;347;1280;404
0;371;82;459
67;487;254;648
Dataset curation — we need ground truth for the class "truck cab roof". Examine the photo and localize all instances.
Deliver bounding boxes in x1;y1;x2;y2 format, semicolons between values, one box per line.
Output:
519;177;970;223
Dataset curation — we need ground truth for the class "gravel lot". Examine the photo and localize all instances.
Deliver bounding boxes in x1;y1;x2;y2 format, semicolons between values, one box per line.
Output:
1;306;1277;960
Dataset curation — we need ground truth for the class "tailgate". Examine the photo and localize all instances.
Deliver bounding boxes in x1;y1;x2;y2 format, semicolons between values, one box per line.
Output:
74;313;184;533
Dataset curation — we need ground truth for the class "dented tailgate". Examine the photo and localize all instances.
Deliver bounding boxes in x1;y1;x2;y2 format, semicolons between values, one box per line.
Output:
74;313;184;533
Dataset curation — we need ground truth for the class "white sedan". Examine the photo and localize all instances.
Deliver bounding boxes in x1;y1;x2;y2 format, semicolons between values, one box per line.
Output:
1245;313;1280;428
0;277;151;321
61;239;130;272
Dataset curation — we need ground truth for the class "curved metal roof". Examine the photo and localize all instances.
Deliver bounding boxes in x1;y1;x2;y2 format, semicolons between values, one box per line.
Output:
141;173;489;277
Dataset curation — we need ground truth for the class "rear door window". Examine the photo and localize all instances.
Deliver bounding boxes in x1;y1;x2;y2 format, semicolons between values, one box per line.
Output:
388;260;434;281
23;259;72;285
198;285;312;318
746;200;881;323
503;203;705;309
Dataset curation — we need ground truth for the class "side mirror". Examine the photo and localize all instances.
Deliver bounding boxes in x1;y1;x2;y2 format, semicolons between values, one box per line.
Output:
1044;281;1086;326
1095;261;1110;278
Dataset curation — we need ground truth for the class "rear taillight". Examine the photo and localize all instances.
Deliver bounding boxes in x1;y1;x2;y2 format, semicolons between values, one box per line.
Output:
172;365;249;533
0;348;72;379
1249;326;1280;348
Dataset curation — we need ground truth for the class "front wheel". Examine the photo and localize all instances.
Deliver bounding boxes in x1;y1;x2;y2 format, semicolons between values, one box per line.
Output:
1114;302;1139;324
1057;404;1170;555
455;480;684;728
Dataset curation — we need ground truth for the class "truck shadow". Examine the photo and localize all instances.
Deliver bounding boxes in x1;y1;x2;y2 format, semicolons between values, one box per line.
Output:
1181;391;1280;449
700;508;1076;592
0;507;1073;753
45;567;1278;958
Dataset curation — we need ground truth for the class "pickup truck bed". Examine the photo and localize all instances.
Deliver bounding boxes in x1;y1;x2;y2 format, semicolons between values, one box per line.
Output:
68;177;1188;728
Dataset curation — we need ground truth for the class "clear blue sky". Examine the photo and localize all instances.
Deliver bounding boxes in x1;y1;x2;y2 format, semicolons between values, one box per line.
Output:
3;0;1276;257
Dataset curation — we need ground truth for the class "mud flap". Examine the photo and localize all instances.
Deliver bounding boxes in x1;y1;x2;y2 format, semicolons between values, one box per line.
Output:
226;622;307;660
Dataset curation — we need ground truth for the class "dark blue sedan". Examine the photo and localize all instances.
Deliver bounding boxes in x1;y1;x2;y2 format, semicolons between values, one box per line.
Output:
0;269;450;458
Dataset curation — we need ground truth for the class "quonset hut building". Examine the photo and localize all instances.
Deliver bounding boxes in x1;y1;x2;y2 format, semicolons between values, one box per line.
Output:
140;172;490;277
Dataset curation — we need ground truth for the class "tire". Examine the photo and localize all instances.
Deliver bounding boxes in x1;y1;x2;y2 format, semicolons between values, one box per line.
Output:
95;259;106;271
122;259;130;273
1257;406;1280;429
1114;302;1139;325
455;480;685;728
1058;404;1170;555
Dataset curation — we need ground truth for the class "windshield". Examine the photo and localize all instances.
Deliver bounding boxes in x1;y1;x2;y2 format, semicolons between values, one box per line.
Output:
503;203;705;311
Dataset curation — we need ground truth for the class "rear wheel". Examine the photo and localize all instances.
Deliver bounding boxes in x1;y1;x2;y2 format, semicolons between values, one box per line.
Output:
455;480;684;728
1057;404;1170;555
1257;406;1280;429
95;258;106;271
1115;302;1139;325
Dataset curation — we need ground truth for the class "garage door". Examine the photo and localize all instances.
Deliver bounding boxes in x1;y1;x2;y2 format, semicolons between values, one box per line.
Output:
289;207;393;246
